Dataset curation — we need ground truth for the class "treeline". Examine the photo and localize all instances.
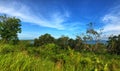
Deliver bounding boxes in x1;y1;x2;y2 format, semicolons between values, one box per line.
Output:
34;33;83;50
0;15;120;55
34;33;120;55
107;35;120;54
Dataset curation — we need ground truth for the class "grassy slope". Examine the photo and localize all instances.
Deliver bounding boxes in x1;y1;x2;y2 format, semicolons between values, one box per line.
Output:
0;43;120;71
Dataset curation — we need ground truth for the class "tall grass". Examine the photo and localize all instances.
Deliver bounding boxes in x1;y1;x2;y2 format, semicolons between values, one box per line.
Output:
0;43;120;71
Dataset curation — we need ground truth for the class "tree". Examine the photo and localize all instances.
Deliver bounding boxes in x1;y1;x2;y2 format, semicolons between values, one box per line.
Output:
74;36;83;51
0;15;21;44
34;38;40;46
68;38;75;49
86;23;99;42
86;22;103;52
34;33;55;46
56;35;69;49
107;35;120;54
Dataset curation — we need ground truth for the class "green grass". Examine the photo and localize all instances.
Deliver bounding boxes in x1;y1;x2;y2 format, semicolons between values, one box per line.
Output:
0;43;120;71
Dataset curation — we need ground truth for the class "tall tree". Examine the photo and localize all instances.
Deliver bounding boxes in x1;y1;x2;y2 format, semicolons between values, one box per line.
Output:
34;33;55;46
86;23;99;41
86;22;101;52
0;15;21;44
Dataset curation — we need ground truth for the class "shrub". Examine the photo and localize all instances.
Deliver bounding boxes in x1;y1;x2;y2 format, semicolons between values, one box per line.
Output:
107;35;120;54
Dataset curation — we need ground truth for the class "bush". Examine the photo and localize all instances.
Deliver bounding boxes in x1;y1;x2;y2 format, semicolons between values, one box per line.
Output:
34;33;55;47
107;35;120;54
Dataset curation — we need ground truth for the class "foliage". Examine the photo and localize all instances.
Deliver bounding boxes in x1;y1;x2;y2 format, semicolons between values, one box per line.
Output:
34;33;55;46
34;34;84;51
107;35;120;54
74;36;83;51
0;43;120;71
0;15;21;44
34;34;82;50
84;22;103;52
56;35;69;49
0;14;119;70
68;38;76;49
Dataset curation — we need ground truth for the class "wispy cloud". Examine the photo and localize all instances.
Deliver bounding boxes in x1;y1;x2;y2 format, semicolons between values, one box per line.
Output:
102;4;120;36
0;1;69;30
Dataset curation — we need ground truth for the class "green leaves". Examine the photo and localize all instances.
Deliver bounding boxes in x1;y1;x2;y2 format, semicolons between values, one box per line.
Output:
107;35;120;54
0;15;21;44
34;33;55;46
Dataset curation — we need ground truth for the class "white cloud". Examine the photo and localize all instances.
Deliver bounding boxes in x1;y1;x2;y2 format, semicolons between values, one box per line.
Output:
0;1;69;30
102;5;120;36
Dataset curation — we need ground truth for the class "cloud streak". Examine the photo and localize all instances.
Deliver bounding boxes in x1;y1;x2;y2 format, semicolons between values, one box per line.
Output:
102;4;120;36
0;1;69;30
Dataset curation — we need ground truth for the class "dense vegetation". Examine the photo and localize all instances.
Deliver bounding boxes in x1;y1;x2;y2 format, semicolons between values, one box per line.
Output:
0;15;21;44
0;15;120;71
0;42;120;71
107;35;120;55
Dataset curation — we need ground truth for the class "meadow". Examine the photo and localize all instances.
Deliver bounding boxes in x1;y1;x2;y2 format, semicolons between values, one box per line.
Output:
0;41;120;71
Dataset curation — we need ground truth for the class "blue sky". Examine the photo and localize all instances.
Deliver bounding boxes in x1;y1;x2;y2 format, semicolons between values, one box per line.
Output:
0;0;120;39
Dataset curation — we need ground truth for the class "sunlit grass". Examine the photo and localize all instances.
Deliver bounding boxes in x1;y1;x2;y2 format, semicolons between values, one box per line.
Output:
0;43;120;71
